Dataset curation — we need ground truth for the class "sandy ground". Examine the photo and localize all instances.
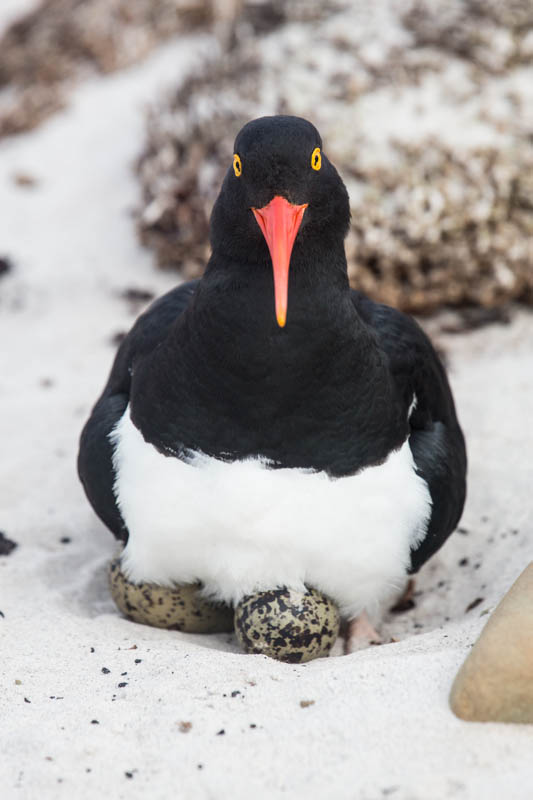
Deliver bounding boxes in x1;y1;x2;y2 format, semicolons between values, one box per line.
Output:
1;20;533;800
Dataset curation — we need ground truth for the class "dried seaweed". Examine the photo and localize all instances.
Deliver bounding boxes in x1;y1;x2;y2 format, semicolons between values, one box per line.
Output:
0;0;212;138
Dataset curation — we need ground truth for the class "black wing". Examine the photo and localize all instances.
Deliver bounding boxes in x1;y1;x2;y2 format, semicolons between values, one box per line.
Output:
77;280;199;540
351;291;467;572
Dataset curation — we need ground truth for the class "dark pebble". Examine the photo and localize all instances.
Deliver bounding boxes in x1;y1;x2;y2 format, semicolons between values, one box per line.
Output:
13;172;38;188
60;537;71;544
110;331;127;347
120;287;154;303
466;597;484;612
0;532;18;556
118;682;127;688
216;729;225;736
101;667;110;674
91;720;99;725
458;558;469;567
0;257;13;277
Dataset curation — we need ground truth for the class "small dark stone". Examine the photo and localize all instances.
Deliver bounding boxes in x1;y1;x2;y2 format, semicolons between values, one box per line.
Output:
0;257;13;277
90;647;95;653
13;172;38;188
125;771;134;779
0;532;18;556
249;723;256;729
120;287;155;303
101;667;110;674
216;729;225;736
118;682;127;688
458;558;469;567
110;330;127;347
24;697;31;703
91;719;99;725
59;536;71;544
466;597;484;612
231;690;240;697
134;659;142;664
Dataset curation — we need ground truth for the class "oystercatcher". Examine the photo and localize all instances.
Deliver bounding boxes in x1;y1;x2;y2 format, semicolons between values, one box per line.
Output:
78;115;466;649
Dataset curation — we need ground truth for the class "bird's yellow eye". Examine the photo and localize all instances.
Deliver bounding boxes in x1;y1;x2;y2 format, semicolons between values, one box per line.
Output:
233;154;242;177
311;147;321;171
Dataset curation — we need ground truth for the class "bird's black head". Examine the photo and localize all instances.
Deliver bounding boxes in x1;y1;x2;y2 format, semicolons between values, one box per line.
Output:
208;115;350;327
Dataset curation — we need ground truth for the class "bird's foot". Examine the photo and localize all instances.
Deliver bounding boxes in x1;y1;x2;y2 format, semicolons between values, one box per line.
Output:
234;587;340;663
108;555;234;633
343;610;383;654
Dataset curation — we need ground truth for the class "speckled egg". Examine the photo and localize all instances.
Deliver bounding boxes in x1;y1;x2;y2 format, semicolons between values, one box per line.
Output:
234;587;340;663
108;555;234;633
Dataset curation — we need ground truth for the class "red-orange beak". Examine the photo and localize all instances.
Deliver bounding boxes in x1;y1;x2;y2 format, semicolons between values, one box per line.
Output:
252;195;308;328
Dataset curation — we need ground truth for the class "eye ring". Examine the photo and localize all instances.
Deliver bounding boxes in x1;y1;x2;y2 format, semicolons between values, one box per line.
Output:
233;153;242;177
311;147;321;171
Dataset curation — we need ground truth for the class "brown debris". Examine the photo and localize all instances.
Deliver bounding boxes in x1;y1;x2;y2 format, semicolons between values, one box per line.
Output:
0;0;213;139
465;597;484;613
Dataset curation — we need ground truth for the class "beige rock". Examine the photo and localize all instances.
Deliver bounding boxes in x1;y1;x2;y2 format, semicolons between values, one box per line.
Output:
450;563;533;723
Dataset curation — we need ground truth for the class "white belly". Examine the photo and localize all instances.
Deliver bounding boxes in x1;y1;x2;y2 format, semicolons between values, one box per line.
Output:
111;407;431;618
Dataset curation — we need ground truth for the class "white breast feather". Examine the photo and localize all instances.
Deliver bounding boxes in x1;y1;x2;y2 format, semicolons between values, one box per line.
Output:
110;407;431;618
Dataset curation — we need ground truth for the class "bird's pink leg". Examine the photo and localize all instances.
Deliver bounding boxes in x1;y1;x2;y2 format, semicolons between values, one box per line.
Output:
344;610;383;654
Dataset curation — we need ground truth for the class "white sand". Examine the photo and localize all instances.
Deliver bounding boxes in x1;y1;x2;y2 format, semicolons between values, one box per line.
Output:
1;19;533;800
